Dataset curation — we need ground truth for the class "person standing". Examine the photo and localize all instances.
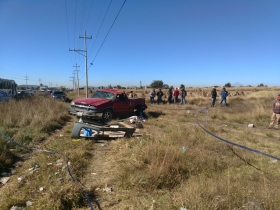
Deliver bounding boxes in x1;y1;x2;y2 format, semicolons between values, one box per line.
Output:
220;87;228;106
156;88;163;104
211;87;217;107
168;88;173;104
128;91;134;98
173;88;179;103
269;94;280;129
150;89;156;104
180;88;187;105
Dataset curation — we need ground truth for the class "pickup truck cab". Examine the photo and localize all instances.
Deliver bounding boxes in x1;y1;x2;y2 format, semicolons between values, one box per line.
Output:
68;89;147;123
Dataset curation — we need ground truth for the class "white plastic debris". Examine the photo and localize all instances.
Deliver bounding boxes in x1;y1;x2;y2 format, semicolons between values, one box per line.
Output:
10;206;24;210
269;159;277;164
0;177;10;185
103;187;112;193
248;124;255;128
39;187;44;191
26;201;32;206
110;125;119;128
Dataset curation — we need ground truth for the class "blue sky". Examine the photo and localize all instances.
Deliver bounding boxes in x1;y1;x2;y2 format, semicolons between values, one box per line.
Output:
0;0;279;88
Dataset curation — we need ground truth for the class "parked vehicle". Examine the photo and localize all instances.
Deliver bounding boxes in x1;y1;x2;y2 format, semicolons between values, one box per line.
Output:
51;91;66;100
26;89;35;95
39;86;48;92
17;90;30;99
38;86;48;96
0;78;17;102
0;91;9;102
68;89;147;123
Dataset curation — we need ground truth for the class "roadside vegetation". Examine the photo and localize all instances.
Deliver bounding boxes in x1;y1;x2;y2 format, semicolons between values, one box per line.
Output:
1;86;280;209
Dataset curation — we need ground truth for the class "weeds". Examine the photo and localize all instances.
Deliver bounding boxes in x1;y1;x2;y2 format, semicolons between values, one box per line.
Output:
1;87;280;209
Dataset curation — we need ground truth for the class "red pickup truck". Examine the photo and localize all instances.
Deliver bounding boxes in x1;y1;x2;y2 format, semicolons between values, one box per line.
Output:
68;89;147;123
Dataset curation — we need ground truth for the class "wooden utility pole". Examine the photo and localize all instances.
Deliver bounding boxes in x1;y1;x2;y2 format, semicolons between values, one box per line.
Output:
25;75;29;90
69;31;92;98
73;63;80;96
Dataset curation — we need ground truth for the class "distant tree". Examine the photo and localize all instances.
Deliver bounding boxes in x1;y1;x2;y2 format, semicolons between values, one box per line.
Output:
224;82;231;87
170;85;174;89
150;80;164;88
108;84;112;89
162;84;169;89
116;85;122;89
180;84;185;89
257;83;264;87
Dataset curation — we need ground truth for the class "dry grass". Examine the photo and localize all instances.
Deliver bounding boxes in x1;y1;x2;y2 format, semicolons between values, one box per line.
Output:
1;87;280;209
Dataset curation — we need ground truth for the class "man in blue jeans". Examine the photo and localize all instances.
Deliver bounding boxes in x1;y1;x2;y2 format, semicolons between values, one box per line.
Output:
149;89;156;104
220;87;228;106
180;88;187;105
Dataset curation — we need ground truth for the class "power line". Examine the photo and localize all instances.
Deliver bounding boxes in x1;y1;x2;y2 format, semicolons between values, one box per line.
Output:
88;0;113;57
89;0;126;70
64;0;75;66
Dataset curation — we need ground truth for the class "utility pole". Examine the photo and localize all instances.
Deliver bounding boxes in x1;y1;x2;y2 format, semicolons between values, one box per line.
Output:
72;71;76;91
73;63;80;96
25;75;29;90
69;76;75;90
69;31;92;98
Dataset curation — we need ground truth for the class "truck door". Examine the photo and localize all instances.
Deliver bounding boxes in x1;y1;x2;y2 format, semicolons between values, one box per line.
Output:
114;93;131;114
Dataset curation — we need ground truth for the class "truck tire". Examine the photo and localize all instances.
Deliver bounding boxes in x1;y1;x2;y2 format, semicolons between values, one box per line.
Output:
102;109;113;123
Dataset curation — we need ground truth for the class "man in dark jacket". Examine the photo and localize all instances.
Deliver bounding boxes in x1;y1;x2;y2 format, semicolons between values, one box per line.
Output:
220;87;228;106
156;89;163;104
211;87;217;107
269;94;280;129
180;88;187;105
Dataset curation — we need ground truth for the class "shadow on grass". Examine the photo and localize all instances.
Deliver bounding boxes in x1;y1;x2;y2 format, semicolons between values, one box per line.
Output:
146;111;165;119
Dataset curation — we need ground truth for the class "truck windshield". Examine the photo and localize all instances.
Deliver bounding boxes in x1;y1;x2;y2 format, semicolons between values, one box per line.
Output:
91;91;115;100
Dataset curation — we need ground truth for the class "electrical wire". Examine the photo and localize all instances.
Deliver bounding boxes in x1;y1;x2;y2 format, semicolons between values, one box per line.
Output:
88;0;127;70
64;0;75;67
88;0;113;58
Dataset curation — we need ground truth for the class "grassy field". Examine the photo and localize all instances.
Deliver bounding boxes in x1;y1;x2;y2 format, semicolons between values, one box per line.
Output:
1;87;280;209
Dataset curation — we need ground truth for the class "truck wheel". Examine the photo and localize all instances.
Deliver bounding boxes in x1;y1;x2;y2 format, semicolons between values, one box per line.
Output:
102;109;113;123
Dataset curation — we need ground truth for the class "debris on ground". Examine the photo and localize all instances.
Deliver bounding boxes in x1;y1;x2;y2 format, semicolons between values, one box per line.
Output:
0;177;10;185
248;124;255;128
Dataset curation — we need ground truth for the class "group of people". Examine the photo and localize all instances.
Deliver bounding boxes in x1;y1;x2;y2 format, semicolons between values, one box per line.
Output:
149;86;228;106
210;87;228;107
133;87;280;129
149;87;187;105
